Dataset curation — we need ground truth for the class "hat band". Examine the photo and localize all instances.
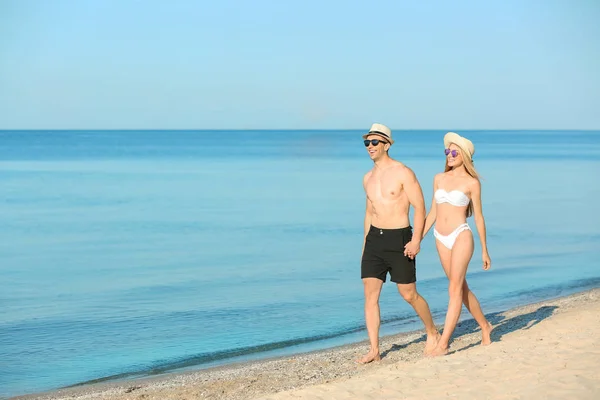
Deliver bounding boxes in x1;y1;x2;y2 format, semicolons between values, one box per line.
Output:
368;130;390;139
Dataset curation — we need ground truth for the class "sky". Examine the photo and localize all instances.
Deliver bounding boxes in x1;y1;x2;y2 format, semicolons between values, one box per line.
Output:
0;0;599;130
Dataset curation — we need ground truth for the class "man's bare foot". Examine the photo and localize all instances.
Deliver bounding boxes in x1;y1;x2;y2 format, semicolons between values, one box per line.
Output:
481;322;493;346
428;344;448;357
424;331;441;355
356;350;381;364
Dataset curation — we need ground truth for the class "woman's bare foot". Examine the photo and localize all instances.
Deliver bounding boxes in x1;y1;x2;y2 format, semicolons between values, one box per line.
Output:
357;349;381;364
424;331;441;355
428;344;449;357
481;322;493;346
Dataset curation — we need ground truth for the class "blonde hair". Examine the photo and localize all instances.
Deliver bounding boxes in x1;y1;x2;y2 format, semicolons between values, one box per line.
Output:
444;144;479;218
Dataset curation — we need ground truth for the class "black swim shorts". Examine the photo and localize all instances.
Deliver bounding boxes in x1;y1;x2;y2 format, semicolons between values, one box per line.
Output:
361;225;416;284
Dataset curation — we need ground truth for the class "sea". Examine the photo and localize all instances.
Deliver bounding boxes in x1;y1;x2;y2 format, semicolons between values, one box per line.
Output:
1;129;599;398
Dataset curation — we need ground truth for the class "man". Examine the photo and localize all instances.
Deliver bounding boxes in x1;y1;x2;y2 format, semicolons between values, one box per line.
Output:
358;123;440;364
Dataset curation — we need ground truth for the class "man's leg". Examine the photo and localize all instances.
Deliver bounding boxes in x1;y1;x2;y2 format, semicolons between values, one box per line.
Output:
357;277;384;364
397;283;440;354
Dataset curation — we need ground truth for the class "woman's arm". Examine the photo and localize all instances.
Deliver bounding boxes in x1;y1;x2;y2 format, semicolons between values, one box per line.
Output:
422;174;440;239
470;179;491;270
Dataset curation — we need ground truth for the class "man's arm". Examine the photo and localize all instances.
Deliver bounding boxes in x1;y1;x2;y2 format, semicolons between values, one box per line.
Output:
363;197;372;254
401;167;426;257
422;173;441;239
362;173;372;254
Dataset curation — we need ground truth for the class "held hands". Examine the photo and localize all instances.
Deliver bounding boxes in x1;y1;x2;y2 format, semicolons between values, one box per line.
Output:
482;252;491;270
404;240;420;260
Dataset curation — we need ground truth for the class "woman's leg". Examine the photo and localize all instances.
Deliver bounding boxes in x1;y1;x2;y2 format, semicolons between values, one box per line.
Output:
435;239;452;277
462;280;493;345
436;239;490;337
430;230;474;356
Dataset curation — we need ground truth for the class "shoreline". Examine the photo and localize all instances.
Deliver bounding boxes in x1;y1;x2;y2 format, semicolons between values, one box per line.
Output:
12;286;600;400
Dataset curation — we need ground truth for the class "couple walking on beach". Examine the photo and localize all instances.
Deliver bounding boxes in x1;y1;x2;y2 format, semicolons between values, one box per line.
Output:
359;123;493;362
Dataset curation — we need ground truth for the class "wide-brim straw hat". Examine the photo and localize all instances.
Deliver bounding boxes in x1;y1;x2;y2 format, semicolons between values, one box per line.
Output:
362;123;394;145
444;132;475;160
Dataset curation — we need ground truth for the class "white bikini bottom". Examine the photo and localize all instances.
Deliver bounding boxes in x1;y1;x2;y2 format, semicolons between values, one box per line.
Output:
433;223;471;250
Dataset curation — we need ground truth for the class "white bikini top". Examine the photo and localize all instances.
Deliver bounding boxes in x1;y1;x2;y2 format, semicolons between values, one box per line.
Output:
434;189;470;207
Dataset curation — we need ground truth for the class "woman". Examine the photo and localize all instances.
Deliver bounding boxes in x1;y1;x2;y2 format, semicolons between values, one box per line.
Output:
422;132;492;356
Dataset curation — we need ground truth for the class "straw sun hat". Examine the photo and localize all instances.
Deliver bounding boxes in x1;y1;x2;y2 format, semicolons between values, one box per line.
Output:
362;123;395;145
444;132;475;160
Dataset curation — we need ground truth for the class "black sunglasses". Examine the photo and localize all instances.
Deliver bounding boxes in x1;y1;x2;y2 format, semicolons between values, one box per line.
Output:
364;139;388;147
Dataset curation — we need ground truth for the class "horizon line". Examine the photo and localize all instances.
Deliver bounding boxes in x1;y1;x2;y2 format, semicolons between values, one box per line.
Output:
1;128;600;132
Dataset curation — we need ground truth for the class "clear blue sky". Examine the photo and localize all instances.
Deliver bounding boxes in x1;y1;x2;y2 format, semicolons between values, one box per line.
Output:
1;0;598;130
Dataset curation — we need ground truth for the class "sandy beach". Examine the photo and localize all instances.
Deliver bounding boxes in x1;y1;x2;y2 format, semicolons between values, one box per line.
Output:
16;288;600;400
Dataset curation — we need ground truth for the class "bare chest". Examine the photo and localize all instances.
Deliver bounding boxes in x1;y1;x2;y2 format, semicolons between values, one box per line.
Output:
366;172;402;201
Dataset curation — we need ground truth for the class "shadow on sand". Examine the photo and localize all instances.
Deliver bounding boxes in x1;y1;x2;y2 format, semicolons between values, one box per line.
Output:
381;305;558;359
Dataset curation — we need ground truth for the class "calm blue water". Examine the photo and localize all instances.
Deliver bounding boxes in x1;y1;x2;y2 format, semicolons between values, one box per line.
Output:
1;130;599;398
